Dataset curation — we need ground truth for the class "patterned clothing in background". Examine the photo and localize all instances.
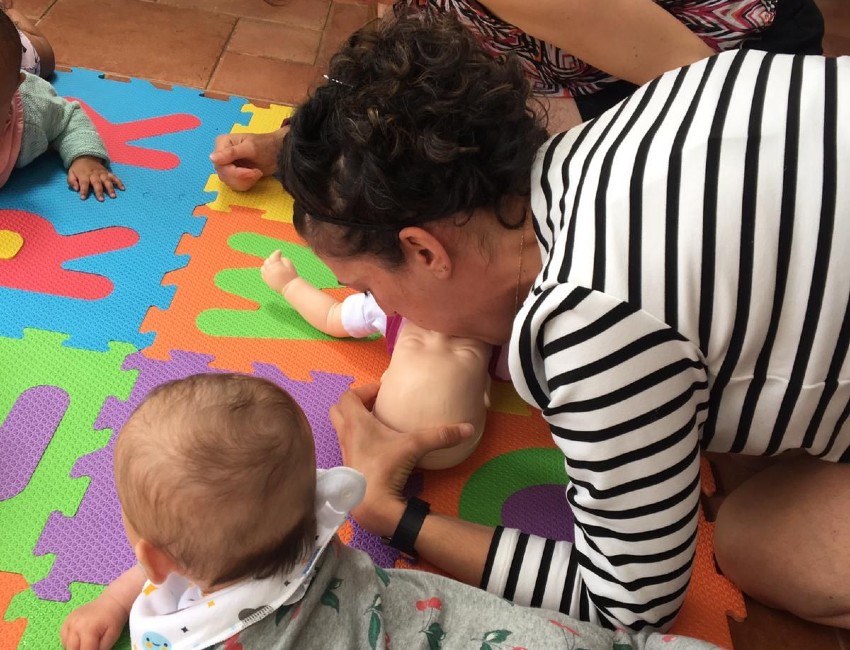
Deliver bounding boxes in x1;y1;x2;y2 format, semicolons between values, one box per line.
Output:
18;30;40;77
212;539;721;650
398;0;776;96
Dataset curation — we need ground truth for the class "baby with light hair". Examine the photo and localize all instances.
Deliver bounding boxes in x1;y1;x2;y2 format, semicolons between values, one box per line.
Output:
61;373;718;650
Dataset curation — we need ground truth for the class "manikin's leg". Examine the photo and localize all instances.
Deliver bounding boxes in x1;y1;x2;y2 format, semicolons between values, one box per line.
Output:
714;454;850;628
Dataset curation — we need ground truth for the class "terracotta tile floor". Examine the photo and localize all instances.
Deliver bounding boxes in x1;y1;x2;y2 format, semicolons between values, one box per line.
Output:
10;0;850;648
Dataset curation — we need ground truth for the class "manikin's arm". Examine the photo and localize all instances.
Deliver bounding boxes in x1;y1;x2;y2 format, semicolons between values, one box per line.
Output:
261;250;349;338
60;565;145;650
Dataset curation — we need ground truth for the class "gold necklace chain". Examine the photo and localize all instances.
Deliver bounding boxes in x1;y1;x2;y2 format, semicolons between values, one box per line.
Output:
514;225;526;315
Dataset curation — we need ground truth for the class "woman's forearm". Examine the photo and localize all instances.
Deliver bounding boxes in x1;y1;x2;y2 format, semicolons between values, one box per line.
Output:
482;0;714;85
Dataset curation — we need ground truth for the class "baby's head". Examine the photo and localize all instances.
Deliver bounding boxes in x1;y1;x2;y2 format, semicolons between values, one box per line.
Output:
114;373;318;591
0;11;23;117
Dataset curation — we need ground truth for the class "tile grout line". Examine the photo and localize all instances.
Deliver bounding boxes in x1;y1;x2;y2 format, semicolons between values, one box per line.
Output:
34;0;60;23
205;15;240;94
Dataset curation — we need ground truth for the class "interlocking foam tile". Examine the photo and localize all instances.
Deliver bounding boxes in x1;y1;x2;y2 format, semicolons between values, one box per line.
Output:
142;204;390;382
0;68;250;351
0;210;138;299
0;385;69;502
0;572;28;649
0;330;136;587
6;582;131;650
204;103;294;216
198;231;342;339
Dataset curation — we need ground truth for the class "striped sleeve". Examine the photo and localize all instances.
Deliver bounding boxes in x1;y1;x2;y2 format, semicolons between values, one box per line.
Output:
483;285;708;631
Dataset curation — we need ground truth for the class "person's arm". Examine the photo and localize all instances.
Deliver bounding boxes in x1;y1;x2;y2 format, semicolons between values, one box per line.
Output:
261;250;350;337
60;565;145;650
481;0;714;85
331;385;492;585
20;74;122;200
490;284;707;630
210;128;287;192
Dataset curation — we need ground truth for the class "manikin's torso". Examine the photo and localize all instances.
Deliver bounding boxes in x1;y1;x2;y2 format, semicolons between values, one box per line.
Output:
373;322;491;468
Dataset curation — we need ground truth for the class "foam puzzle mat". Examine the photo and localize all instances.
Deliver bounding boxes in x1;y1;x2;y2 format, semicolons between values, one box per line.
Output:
0;70;745;649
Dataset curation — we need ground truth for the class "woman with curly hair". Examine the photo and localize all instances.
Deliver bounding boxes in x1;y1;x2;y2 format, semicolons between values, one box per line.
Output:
279;13;850;634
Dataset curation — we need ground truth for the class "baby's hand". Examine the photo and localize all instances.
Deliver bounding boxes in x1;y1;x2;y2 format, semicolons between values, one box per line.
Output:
68;156;125;202
261;249;300;293
60;594;128;650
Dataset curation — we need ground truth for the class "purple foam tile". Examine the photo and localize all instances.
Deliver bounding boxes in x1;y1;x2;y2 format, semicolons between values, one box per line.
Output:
0;386;69;501
32;429;134;601
502;484;574;542
252;363;352;470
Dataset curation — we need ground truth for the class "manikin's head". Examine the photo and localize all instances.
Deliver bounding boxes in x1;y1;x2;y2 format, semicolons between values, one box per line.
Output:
114;374;317;592
0;11;24;126
374;322;492;469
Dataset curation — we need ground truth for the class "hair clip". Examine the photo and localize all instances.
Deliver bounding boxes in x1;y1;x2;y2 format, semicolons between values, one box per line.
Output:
323;74;354;89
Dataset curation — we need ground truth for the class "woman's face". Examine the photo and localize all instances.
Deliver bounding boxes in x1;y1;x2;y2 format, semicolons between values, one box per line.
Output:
318;250;516;345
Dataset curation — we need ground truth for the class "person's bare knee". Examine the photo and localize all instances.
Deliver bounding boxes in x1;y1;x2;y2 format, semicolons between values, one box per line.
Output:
714;455;850;628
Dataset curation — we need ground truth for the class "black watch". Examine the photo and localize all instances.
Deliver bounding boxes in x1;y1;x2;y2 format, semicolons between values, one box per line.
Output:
381;497;431;557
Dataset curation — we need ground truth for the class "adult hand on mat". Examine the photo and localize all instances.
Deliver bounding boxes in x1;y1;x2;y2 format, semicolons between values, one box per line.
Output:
67;156;124;201
331;383;475;537
210;128;286;192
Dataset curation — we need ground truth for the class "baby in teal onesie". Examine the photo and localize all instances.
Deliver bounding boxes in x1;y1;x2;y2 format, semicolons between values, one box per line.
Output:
0;10;123;200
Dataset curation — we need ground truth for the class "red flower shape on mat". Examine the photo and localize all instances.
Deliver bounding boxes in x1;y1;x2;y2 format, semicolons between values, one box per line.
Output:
415;597;442;611
67;98;201;170
548;620;579;635
0;210;137;299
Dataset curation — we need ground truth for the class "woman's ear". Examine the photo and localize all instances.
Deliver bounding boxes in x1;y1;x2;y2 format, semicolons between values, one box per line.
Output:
134;539;180;585
398;226;451;278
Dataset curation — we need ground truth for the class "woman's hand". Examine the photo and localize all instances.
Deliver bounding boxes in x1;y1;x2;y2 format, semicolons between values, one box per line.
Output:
331;384;474;536
209;128;287;192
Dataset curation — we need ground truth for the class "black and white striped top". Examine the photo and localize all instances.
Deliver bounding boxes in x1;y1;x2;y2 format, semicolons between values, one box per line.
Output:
483;49;850;632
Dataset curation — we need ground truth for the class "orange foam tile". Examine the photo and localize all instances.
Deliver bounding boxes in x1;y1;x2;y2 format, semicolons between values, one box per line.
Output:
0;572;28;649
141;204;388;382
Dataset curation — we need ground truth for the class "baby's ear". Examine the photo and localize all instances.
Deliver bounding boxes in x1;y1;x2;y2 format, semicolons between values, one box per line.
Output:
135;539;180;585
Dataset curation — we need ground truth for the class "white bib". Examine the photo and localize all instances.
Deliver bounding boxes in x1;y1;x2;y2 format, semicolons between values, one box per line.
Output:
129;467;365;650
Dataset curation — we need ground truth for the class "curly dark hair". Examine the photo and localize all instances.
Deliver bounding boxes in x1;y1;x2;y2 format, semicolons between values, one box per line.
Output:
0;10;22;80
280;11;548;267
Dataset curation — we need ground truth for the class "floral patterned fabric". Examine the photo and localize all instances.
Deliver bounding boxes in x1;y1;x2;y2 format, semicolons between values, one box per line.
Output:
398;0;776;97
211;539;722;650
